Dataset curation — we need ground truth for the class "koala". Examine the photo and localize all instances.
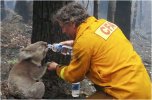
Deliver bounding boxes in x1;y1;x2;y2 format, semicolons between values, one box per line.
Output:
8;41;48;99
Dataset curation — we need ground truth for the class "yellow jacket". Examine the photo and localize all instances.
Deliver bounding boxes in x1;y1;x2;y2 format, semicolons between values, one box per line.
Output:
56;16;151;99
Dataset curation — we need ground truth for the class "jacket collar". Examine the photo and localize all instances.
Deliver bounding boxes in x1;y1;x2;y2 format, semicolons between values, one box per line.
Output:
75;16;97;42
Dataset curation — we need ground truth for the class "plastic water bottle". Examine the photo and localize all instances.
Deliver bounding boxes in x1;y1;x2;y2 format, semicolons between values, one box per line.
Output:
48;43;72;55
72;82;80;97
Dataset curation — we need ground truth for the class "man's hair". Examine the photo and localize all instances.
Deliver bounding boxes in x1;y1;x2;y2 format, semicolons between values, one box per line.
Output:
55;2;90;27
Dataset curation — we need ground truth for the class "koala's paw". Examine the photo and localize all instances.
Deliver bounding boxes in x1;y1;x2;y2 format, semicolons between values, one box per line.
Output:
25;82;45;99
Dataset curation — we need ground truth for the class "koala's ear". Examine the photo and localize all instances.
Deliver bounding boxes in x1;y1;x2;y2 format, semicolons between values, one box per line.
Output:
19;49;33;61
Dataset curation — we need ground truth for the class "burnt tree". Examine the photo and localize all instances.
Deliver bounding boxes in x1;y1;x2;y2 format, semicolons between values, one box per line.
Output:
107;1;116;22
1;0;6;20
132;1;138;30
114;1;131;40
32;1;73;99
94;0;98;19
15;1;31;23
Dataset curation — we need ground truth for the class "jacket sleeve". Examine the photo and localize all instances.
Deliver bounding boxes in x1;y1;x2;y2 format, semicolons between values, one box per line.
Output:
56;39;91;83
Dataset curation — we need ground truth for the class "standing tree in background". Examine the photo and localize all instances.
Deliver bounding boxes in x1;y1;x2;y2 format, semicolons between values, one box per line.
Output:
114;1;131;40
15;1;31;23
32;1;73;99
107;1;116;22
94;0;98;19
107;1;131;40
132;1;138;30
1;0;6;20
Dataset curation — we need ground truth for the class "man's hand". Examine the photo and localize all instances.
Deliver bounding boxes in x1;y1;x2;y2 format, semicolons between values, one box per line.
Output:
47;61;58;71
60;40;74;46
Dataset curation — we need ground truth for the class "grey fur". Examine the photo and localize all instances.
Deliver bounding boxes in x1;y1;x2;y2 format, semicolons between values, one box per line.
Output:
8;41;48;99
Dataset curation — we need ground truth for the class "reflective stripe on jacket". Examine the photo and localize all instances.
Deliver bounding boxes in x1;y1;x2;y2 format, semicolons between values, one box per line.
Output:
56;16;151;99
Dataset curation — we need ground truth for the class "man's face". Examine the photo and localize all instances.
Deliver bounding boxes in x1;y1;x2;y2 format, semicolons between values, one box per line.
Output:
59;22;77;39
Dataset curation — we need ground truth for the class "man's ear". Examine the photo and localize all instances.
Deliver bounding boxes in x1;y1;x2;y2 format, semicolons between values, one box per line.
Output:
19;48;33;61
71;22;76;29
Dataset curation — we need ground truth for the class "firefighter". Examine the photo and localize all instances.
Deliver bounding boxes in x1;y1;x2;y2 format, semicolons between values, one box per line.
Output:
47;2;151;99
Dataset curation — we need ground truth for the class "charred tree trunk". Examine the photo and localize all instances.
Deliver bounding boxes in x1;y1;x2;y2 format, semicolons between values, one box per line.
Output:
32;1;73;99
114;1;131;40
94;0;98;19
1;0;6;20
107;1;116;22
15;1;31;23
132;1;138;30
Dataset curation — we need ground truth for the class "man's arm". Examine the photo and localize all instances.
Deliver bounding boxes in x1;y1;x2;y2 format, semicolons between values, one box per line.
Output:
59;40;74;46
